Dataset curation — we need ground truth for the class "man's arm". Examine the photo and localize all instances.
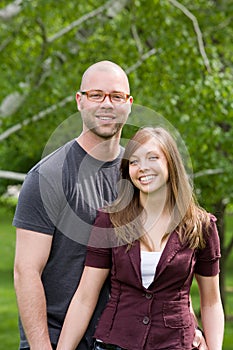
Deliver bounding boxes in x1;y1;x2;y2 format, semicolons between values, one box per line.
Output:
14;228;53;350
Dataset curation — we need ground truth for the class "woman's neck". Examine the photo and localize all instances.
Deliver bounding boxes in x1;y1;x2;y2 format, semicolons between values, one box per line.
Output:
140;186;167;215
140;188;171;238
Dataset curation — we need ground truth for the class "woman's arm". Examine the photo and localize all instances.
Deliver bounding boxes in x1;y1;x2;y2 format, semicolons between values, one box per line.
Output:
57;266;109;350
189;297;208;350
195;273;224;350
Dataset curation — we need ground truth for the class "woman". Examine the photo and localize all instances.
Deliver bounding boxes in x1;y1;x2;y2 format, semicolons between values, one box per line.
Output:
57;127;224;350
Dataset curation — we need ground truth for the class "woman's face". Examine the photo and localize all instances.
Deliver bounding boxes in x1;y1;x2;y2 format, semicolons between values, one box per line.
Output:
128;137;169;195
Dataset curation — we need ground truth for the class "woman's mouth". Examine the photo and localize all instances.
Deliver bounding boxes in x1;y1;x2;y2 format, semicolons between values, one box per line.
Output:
139;175;156;183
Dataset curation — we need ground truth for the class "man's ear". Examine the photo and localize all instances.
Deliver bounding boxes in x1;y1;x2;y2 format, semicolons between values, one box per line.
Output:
76;92;82;111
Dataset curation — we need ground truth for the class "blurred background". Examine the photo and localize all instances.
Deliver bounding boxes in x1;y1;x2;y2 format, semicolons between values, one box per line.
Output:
0;0;232;348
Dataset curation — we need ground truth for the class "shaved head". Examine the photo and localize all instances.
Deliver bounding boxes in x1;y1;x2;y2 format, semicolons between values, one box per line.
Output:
80;60;130;93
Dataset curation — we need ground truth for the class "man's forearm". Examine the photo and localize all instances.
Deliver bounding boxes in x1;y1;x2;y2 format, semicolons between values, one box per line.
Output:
15;272;53;350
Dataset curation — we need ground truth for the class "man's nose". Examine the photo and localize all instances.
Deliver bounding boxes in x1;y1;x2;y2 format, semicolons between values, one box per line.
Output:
101;94;113;106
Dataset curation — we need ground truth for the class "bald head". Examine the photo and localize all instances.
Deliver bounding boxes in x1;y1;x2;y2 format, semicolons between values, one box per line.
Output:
80;60;130;93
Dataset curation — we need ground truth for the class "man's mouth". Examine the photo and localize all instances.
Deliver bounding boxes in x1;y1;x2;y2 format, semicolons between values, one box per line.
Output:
96;114;116;121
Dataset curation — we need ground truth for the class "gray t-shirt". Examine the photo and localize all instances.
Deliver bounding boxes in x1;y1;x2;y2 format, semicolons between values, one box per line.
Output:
13;140;123;349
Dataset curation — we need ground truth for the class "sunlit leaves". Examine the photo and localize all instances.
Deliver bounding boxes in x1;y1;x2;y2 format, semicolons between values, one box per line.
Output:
0;0;232;210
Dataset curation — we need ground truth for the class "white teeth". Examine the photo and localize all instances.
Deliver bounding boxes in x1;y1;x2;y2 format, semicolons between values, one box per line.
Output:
99;117;112;120
139;175;155;182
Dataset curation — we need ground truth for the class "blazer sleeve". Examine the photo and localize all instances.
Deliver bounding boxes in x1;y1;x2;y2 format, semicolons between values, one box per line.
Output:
85;211;113;269
194;215;221;276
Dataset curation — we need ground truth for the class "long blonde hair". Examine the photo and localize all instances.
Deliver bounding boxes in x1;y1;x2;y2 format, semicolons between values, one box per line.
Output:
107;127;210;250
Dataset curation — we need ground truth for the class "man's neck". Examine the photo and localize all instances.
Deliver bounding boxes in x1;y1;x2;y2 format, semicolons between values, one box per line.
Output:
76;131;121;162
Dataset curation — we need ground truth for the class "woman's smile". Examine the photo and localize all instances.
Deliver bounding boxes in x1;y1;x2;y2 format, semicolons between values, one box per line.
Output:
138;174;157;184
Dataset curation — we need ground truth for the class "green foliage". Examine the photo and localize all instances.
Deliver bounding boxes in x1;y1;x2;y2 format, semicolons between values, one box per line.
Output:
0;6;232;350
0;0;233;322
0;0;233;344
1;0;232;206
0;0;232;316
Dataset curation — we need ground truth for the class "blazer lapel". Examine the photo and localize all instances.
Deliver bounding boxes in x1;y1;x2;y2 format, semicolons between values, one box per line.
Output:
154;230;183;281
128;240;142;285
126;232;184;287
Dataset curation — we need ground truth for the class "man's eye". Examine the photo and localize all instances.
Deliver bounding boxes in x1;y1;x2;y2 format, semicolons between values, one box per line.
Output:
112;94;124;100
90;93;102;99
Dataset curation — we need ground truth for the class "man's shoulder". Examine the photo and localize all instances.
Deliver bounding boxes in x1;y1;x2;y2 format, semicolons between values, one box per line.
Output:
29;139;78;174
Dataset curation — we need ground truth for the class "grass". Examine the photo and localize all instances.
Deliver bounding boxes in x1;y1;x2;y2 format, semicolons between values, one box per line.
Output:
0;205;233;349
0;206;19;348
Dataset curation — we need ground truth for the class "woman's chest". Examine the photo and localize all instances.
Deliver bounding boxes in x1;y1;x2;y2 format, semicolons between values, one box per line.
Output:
111;241;196;291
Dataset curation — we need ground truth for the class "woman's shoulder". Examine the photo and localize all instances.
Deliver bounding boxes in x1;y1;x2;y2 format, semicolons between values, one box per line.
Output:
88;210;117;249
209;213;217;222
202;212;220;248
94;209;112;227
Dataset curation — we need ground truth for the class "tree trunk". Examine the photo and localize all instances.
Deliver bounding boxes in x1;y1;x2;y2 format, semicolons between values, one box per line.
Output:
213;200;227;312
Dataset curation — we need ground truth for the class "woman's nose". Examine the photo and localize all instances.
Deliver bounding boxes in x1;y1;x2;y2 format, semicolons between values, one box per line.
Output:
138;159;149;171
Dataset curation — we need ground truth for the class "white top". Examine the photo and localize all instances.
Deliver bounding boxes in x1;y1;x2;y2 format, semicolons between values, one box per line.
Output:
141;250;162;288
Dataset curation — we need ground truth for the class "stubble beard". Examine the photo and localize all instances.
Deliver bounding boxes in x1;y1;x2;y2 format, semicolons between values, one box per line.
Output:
83;112;124;139
82;106;128;139
90;122;124;139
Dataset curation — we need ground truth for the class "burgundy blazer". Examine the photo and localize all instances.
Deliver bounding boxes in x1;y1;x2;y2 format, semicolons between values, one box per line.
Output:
85;212;221;350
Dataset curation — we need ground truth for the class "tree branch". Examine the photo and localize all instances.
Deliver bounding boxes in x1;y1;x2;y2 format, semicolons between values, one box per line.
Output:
131;24;143;55
193;168;224;178
47;0;113;43
0;0;22;20
169;0;211;73
0;96;73;142
0;170;26;181
0;36;13;52
125;48;157;74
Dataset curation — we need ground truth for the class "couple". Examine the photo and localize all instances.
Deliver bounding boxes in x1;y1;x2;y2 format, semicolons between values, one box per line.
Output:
13;61;224;350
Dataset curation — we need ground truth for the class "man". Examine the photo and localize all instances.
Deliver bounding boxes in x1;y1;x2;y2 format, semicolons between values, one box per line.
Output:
13;60;206;350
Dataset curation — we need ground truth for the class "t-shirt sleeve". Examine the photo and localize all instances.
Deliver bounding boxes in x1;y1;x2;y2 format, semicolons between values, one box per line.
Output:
194;215;221;276
85;211;113;269
13;171;58;235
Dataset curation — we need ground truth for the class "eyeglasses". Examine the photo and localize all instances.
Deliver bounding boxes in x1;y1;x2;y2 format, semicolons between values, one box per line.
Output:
80;90;130;104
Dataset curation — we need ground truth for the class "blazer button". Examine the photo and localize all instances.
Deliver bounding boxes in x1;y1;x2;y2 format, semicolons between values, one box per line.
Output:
143;316;150;325
145;293;152;300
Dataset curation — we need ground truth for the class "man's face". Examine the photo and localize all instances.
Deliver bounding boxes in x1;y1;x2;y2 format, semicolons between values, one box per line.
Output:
76;69;133;139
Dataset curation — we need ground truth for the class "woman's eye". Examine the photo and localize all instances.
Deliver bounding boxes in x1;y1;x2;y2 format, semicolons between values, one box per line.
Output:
129;159;138;165
149;156;158;160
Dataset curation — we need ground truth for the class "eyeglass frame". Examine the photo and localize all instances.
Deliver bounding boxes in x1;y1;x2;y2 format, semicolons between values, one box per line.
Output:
79;90;131;103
